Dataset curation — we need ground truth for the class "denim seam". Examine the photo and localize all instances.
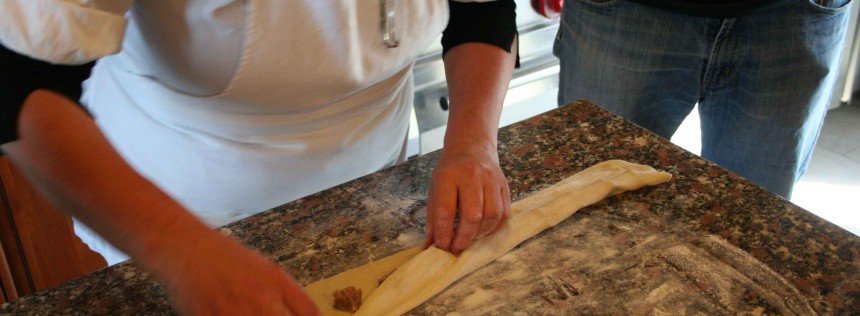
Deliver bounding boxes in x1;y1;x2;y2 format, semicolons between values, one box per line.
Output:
701;19;736;98
576;0;624;8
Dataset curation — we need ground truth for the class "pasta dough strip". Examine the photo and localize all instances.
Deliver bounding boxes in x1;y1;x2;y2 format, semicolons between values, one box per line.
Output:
308;160;672;315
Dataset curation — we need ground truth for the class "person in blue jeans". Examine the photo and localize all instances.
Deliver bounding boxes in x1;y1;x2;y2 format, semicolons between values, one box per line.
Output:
555;0;852;198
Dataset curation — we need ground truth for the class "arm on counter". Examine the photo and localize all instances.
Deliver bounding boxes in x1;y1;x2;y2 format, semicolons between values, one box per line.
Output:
1;90;319;316
425;0;518;254
0;1;320;312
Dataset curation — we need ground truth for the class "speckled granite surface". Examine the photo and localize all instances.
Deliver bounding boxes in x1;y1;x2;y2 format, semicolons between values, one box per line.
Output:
2;100;858;315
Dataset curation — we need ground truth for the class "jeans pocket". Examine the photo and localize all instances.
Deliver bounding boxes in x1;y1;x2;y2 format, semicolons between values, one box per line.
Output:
804;0;853;13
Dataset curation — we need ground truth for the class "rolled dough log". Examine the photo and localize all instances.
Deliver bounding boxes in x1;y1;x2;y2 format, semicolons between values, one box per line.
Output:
306;160;672;315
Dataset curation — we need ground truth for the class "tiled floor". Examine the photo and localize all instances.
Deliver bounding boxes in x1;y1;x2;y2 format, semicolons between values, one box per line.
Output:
671;104;860;236
793;104;860;235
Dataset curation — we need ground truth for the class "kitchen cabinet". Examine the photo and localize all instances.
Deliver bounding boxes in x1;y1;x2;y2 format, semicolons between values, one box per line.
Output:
0;157;106;303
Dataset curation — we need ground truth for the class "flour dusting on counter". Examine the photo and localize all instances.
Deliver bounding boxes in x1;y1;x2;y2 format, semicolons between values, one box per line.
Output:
408;212;814;315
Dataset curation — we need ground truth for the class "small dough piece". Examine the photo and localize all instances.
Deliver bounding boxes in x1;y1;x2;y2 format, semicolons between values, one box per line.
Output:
355;160;672;315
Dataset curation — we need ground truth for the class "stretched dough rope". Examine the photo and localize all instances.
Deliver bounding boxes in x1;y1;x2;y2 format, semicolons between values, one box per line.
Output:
358;160;671;315
308;160;672;315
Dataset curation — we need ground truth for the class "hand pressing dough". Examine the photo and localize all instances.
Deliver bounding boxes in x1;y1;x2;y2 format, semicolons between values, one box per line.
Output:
305;160;672;315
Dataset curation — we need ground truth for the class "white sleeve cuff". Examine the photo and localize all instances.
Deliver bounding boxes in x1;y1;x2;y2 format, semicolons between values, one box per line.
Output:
0;0;130;65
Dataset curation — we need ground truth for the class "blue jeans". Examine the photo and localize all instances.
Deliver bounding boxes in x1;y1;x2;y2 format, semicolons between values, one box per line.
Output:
555;0;852;198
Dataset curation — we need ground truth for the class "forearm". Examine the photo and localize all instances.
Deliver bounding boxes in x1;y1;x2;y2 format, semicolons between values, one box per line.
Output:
1;90;320;315
442;38;517;151
427;40;517;253
0;90;213;275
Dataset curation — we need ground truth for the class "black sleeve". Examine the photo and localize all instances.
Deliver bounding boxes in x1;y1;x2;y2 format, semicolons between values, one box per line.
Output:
441;0;519;66
1;44;94;146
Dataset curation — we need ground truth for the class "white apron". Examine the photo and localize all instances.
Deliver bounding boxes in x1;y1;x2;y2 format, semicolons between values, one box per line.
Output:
74;0;449;265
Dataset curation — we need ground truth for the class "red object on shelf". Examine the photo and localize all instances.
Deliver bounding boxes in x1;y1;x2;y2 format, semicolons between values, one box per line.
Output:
531;0;563;19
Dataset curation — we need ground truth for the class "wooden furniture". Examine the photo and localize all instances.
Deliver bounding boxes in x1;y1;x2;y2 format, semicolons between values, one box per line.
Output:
0;157;106;303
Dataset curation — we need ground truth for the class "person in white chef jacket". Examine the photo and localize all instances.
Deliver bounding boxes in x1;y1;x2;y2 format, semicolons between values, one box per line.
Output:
0;0;518;314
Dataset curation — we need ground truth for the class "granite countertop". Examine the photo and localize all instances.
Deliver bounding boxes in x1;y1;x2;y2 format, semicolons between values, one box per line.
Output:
2;100;858;315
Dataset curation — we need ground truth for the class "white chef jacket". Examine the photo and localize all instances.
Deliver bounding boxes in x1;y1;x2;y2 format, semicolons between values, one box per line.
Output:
1;0;453;265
